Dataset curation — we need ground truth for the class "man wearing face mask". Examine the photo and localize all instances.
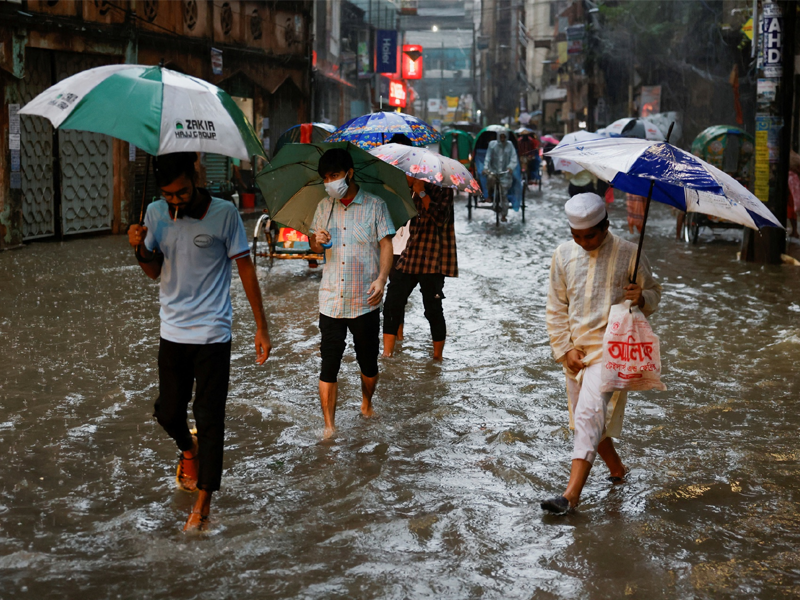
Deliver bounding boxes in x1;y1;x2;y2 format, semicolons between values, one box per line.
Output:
308;149;396;438
127;151;271;532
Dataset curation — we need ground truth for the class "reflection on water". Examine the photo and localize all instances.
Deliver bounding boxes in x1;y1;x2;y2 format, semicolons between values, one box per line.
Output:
1;179;799;599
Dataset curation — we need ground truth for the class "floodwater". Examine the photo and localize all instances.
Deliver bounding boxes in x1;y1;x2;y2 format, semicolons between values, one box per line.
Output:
1;178;799;600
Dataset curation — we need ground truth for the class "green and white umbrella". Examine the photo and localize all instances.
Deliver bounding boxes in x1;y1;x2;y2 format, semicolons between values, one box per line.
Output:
18;64;264;160
255;142;416;236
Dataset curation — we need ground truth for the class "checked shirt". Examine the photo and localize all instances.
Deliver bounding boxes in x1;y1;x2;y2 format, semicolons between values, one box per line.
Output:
311;188;395;319
395;183;458;277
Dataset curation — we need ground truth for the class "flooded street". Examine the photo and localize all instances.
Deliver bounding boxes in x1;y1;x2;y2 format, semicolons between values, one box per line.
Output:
1;178;799;599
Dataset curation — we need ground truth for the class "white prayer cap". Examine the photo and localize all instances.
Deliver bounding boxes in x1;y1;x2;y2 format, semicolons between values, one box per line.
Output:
565;193;606;229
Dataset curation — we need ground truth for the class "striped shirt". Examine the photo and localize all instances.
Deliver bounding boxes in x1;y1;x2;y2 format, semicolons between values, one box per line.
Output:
311;188;395;319
546;232;662;372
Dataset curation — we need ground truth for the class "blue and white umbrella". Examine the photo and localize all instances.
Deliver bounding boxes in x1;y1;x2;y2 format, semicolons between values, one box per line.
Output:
551;130;606;174
546;137;782;230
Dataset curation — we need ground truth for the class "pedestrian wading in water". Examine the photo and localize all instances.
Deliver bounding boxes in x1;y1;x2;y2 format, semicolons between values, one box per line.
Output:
381;134;458;361
127;151;271;532
543;192;662;514
308;148;395;438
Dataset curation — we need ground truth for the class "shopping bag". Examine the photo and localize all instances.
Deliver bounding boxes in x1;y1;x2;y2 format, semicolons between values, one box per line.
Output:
600;300;666;392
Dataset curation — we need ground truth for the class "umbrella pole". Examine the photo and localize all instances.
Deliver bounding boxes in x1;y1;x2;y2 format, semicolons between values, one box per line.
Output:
631;178;655;284
139;153;152;226
631;122;674;284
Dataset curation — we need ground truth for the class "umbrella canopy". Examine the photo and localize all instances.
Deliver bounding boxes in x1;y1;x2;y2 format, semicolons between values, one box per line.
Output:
546;137;782;230
324;111;443;149
515;127;534;135
541;134;561;146
551;130;604;174
274;123;337;156
255;142;416;236
18;64;264;161
369;143;481;194
606;118;665;141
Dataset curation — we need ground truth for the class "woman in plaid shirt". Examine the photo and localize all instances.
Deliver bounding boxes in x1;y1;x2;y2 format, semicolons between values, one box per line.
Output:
382;179;458;360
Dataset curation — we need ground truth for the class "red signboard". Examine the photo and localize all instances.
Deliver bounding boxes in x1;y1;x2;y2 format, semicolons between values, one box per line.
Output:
402;45;423;80
389;79;407;108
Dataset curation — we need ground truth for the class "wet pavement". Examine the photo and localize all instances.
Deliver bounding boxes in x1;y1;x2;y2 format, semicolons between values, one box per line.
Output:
1;178;799;599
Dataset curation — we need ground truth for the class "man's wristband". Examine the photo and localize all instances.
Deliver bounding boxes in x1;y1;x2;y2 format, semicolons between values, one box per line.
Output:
135;246;161;263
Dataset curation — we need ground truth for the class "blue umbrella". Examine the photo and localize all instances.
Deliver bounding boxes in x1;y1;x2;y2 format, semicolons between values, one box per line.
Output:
324;111;443;150
546;136;783;278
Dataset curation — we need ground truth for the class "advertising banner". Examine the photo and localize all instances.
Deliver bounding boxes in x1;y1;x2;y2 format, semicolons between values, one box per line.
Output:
389;79;407;108
402;45;423;80
761;2;783;79
376;30;398;74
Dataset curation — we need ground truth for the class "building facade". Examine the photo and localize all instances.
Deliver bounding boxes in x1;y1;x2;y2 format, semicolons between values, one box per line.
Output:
0;0;311;249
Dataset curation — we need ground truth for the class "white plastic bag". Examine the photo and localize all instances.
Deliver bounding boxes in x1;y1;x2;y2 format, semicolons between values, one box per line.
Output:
600;300;666;392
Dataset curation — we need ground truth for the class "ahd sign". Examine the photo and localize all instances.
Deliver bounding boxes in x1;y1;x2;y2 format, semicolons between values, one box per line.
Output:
376;30;398;74
761;2;783;79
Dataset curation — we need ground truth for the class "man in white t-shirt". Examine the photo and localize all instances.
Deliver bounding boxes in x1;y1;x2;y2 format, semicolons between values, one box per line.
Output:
128;152;271;532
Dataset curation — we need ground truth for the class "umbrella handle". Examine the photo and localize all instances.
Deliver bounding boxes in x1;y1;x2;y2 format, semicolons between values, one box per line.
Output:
630;121;673;285
139;153;152;226
631;178;655;285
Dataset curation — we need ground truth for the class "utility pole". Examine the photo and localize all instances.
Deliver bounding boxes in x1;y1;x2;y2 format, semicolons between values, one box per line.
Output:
741;0;796;264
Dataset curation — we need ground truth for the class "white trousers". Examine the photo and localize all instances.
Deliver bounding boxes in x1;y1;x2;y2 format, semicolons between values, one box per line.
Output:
566;363;627;464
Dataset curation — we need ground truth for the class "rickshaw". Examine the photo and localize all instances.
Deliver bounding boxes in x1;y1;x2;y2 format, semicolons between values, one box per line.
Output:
685;125;754;243
273;122;337;157
467;125;526;225
439;128;473;167
251;212;325;269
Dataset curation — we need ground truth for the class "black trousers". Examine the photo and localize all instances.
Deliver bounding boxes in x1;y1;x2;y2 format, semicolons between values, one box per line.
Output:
154;338;231;492
319;310;380;383
383;271;446;342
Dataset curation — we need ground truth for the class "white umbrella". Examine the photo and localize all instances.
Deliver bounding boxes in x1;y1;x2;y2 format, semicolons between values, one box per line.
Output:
551;130;605;174
606;118;665;141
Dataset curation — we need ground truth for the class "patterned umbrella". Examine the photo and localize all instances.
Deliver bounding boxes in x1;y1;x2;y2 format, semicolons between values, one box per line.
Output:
368;143;481;194
325;111;443;149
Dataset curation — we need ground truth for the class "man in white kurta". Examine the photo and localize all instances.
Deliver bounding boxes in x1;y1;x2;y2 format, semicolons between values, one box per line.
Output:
543;193;662;514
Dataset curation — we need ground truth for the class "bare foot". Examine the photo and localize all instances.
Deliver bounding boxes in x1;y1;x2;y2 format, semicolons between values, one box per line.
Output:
323;425;336;439
361;399;375;418
432;340;445;361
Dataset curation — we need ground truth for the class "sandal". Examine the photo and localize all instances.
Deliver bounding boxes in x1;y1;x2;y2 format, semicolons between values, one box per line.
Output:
183;510;209;532
176;436;199;492
607;465;631;484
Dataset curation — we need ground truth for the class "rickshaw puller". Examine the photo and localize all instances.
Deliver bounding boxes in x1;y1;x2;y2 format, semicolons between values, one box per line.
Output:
483;129;518;222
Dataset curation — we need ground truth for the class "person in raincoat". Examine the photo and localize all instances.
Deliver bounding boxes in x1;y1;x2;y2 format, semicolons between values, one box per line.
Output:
482;129;518;222
542;193;662;515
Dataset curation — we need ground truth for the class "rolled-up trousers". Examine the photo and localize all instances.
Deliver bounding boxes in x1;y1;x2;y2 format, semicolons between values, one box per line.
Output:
383;271;446;342
566;363;627;465
154;337;231;492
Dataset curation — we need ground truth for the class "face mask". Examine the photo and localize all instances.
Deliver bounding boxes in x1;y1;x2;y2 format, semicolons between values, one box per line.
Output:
325;176;350;200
